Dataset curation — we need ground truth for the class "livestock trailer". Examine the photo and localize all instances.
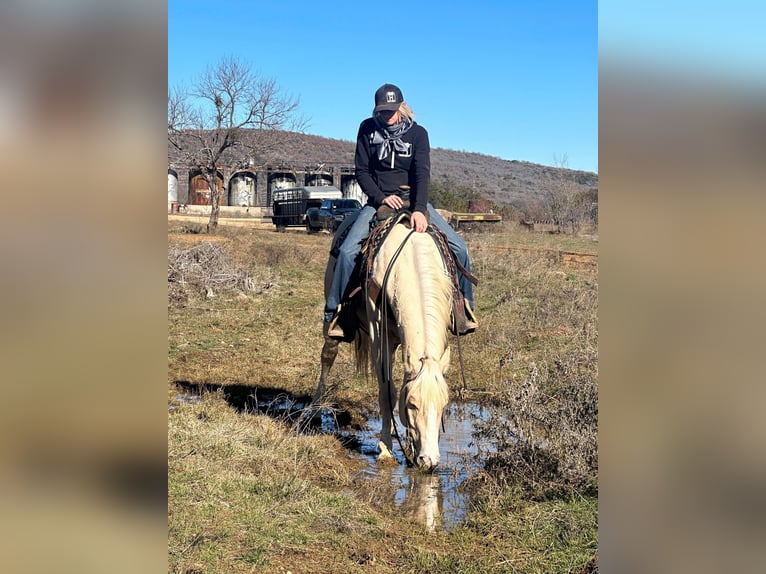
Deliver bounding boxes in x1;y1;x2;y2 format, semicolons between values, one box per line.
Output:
271;186;342;231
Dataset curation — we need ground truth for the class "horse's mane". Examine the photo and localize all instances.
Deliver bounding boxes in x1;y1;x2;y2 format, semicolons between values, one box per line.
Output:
354;222;453;379
391;229;453;368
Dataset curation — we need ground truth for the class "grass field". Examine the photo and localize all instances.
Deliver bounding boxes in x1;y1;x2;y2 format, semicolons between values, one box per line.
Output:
168;218;598;573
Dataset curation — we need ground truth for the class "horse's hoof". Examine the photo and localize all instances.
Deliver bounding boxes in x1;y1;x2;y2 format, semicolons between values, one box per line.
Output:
377;441;395;463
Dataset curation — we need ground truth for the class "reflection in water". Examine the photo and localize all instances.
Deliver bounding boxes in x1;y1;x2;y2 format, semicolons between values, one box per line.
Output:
397;472;442;531
339;402;495;531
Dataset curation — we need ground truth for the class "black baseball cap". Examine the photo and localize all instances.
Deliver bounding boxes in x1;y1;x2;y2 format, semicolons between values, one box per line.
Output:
373;83;404;113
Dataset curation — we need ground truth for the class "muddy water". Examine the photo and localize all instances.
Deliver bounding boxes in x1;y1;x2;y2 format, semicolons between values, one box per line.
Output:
335;402;495;531
171;387;495;531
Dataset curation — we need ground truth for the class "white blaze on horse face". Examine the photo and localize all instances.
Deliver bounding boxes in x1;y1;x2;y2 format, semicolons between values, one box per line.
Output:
418;403;442;470
400;359;450;471
405;398;443;471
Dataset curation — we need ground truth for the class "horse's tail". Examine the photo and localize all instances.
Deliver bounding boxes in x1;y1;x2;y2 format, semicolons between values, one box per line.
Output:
353;328;370;377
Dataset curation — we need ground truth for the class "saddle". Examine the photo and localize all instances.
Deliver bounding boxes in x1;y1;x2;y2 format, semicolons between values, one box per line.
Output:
332;205;478;339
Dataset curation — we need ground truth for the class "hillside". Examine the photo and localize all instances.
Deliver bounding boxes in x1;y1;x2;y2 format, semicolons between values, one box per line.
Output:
168;131;598;208
268;132;598;206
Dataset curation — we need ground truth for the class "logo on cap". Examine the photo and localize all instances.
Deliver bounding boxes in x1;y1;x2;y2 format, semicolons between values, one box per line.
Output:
386;91;397;103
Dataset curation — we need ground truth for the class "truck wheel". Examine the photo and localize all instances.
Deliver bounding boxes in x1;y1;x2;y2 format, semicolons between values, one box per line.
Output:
306;222;318;234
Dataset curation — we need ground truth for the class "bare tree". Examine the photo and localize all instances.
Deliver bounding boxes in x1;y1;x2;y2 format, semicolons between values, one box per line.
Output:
168;56;307;233
540;154;594;234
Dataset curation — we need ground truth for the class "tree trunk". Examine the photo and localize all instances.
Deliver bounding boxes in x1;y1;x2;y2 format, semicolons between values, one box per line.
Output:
206;169;220;234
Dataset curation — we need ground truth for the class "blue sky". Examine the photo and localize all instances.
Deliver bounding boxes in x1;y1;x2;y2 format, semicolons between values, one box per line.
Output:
169;1;598;173
600;1;765;86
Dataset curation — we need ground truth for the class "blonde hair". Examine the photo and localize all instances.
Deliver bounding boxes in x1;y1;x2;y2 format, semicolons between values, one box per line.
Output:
399;102;415;121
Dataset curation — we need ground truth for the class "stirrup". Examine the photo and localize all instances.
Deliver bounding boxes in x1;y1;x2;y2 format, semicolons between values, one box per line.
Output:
451;295;478;336
463;303;478;334
325;304;356;342
326;316;346;340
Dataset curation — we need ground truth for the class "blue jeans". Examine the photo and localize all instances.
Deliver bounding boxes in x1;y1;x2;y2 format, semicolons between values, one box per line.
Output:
324;203;473;321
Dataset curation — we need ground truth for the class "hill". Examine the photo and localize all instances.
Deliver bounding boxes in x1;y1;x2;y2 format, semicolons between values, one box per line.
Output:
168;130;598;209
268;132;598;207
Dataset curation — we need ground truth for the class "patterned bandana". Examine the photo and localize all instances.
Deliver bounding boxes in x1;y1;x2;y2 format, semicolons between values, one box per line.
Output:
371;115;414;161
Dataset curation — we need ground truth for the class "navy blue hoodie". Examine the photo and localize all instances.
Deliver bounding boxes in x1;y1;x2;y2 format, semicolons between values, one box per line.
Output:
354;117;431;215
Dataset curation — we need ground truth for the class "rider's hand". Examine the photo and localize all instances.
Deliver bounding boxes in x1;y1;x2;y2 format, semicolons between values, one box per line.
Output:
382;195;403;210
411;211;428;233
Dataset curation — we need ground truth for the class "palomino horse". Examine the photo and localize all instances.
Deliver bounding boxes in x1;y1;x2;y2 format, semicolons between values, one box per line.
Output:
313;217;453;472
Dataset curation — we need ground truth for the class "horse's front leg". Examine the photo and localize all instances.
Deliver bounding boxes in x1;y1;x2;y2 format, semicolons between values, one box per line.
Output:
376;338;397;462
313;322;340;404
314;253;341;405
295;323;339;431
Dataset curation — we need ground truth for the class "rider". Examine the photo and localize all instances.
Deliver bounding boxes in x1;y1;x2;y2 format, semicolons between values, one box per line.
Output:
324;83;477;339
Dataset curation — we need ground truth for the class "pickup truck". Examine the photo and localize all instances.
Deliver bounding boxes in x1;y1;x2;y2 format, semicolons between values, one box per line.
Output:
305;198;362;233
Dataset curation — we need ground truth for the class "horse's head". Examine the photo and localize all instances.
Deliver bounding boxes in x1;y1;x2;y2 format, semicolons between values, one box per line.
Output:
399;359;450;472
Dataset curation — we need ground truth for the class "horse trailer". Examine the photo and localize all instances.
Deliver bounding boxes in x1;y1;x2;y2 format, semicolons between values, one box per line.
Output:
271;185;342;231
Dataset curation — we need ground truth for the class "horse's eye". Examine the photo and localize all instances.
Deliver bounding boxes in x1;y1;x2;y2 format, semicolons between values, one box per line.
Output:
406;403;418;412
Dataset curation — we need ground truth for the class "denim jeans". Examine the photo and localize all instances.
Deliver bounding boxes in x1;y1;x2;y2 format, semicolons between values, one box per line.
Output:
324;203;473;322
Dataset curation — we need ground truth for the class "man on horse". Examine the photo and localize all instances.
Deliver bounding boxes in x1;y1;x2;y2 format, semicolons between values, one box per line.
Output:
324;83;477;340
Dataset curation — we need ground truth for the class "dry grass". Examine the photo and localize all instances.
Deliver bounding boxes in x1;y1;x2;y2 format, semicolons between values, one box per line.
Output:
168;396;376;573
459;226;598;497
168;218;598;573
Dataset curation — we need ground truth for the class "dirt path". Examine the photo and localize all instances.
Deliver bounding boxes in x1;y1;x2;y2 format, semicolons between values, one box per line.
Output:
168;213;273;228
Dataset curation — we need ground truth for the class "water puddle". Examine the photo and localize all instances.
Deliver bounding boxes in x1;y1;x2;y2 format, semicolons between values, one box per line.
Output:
171;383;497;532
334;402;495;531
168;392;203;410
